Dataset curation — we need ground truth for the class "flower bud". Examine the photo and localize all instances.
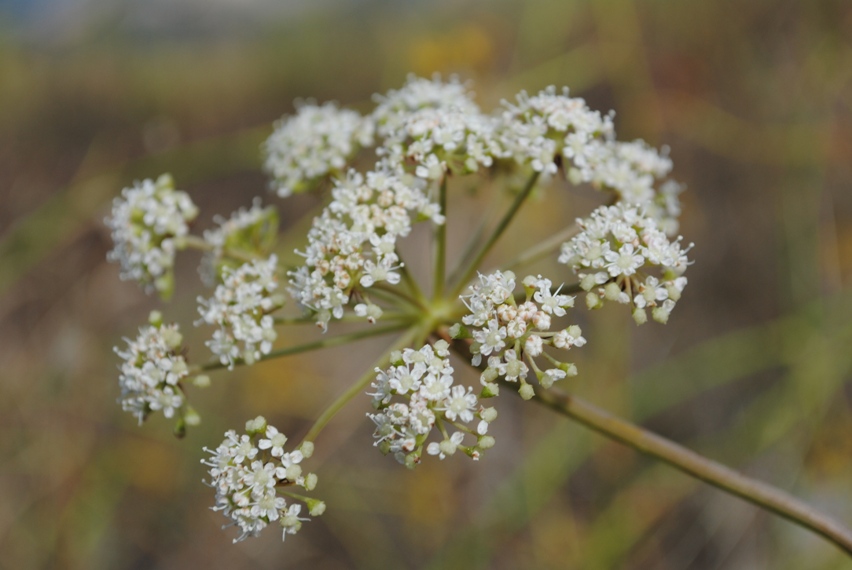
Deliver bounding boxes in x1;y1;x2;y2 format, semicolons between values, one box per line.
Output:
307;498;326;517
245;415;267;435
193;375;211;388
299;441;315;458
478;435;496;449
479;406;498;423
303;472;318;491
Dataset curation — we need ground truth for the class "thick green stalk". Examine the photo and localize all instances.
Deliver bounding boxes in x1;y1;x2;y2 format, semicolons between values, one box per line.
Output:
443;333;852;557
528;386;852;556
450;172;540;297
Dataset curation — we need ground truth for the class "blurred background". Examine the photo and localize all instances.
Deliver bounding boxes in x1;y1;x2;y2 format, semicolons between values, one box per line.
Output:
2;0;852;568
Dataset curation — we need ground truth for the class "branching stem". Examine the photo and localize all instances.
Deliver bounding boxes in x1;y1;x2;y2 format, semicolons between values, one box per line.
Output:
450;172;540;297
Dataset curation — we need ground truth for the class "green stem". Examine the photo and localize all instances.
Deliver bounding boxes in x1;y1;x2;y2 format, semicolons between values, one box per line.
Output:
301;323;431;444
182;234;257;264
433;175;448;300
371;282;425;311
442;332;852;557
196;322;408;372
395;250;428;306
501;221;580;272
528;386;852;557
450;172;540;298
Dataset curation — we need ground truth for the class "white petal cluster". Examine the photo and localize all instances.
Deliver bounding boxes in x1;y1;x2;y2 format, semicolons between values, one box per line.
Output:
264;102;375;197
373;75;501;179
372;74;480;136
460;270;586;399
115;321;189;424
203;417;323;543
198;255;284;368
367;341;495;467
105;174;198;297
381;108;501;180
498;86;614;176
559;203;691;324
498;86;681;232
200;199;278;285
289;166;443;330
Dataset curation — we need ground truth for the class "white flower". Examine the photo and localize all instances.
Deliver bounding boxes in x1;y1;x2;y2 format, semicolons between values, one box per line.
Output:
105;174;197;298
498;86;613;176
461;271;587;391
264;102;375;197
115;321;190;424
368;343;492;466
497;86;681;231
198;255;283;368
289;165;443;330
258;425;288;457
559;203;691;324
202;418;322;543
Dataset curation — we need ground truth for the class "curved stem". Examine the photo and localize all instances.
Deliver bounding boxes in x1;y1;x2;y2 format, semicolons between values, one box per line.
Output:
450;172;540;298
301;323;431;445
527;386;852;556
196;322;408;373
433;175;448;300
442;332;852;557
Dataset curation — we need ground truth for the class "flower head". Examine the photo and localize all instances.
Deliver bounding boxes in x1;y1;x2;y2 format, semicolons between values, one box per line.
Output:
459;271;586;398
559;203;691;324
202;417;322;543
264;101;375;197
198;255;284;368
115;318;192;425
367;341;494;467
289;165;442;330
105;174;198;298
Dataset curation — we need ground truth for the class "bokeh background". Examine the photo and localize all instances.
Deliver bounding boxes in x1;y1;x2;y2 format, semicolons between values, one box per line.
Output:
2;0;852;568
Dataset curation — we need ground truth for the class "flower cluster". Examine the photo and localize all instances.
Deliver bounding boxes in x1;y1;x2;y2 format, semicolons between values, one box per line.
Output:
559;203;691;324
200;199;279;285
372;74;480;137
289;166;443;330
198;256;284;368
368;341;496;468
115;317;193;424
497;87;681;232
457;270;586;399
498;86;615;176
105;174;198;298
371;75;502;179
264;101;375;197
203;417;324;543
